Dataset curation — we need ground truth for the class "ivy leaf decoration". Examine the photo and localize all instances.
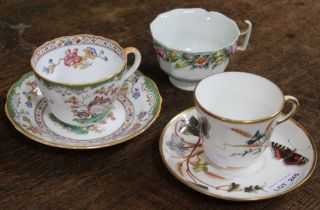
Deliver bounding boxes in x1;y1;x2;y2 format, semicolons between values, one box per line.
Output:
247;131;265;145
254;185;264;191
193;183;209;190
180;116;200;136
244;185;254;192
228;182;241;192
189;116;199;127
193;159;207;172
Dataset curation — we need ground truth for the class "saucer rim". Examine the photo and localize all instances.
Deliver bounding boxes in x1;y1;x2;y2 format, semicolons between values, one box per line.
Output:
159;107;317;201
5;71;162;150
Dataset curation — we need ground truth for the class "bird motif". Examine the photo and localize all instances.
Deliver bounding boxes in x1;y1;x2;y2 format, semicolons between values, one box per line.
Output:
72;110;91;119
87;96;111;113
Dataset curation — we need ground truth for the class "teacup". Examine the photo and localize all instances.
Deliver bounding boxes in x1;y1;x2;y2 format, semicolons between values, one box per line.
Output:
194;72;299;168
31;34;141;127
150;8;252;91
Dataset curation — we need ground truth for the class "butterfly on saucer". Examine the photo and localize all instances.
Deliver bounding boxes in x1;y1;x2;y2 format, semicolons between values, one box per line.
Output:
270;141;309;166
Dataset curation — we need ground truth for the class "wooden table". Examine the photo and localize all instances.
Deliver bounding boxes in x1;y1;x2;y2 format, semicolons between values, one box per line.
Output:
0;0;319;209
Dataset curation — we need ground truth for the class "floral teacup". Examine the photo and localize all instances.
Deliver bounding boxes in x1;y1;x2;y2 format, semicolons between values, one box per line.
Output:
150;8;252;91
31;34;141;127
194;72;299;168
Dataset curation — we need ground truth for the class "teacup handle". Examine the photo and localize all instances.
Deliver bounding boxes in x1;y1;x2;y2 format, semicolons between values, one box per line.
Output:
277;96;299;125
236;20;252;52
121;47;141;82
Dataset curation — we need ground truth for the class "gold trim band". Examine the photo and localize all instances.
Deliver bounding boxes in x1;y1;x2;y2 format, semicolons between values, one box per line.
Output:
193;72;287;124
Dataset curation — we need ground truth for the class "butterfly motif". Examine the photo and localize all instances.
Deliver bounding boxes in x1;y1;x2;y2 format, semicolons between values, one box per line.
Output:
271;141;309;166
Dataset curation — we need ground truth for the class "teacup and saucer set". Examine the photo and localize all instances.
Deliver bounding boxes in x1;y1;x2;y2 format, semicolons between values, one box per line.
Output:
5;34;162;149
152;9;316;200
159;72;316;201
5;8;317;201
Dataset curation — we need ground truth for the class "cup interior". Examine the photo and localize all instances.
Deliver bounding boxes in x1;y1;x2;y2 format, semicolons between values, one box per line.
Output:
31;35;126;85
150;8;240;52
195;72;284;121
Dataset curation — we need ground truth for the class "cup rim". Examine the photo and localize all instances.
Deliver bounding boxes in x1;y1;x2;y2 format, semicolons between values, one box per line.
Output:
30;34;127;87
193;72;285;124
150;8;240;53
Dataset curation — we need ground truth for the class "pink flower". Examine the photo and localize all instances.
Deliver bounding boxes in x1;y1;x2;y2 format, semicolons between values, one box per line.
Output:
155;47;165;59
64;48;81;67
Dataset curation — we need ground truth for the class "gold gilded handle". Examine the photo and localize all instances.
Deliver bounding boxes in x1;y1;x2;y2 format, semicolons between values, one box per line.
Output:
122;47;141;82
277;96;299;125
236;20;252;52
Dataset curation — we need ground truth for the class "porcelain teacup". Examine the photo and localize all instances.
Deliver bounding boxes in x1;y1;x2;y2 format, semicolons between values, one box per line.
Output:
194;72;299;168
31;34;141;127
150;8;252;91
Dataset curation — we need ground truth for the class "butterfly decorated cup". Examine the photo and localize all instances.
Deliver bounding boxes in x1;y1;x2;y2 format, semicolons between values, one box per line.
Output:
150;8;252;91
30;34;141;127
194;72;299;168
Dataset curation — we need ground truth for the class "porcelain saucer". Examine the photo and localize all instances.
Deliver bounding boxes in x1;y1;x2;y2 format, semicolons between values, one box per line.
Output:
6;71;162;149
160;108;317;201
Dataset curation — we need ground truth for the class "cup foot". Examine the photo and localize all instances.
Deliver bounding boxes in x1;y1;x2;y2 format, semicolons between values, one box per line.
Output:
169;77;198;91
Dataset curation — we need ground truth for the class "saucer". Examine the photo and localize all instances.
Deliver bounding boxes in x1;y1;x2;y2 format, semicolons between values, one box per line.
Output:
159;108;317;201
6;71;162;149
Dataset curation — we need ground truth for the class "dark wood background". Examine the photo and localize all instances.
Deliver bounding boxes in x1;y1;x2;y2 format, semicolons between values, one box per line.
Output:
0;0;319;209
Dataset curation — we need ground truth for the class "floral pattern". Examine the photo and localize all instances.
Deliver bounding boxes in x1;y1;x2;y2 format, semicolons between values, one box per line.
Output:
6;71;161;148
42;47;108;74
153;42;231;70
22;81;40;108
31;35;124;71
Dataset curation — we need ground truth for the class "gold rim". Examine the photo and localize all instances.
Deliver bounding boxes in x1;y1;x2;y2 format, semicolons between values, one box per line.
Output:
159;107;317;201
30;34;130;86
5;76;162;150
193;72;286;124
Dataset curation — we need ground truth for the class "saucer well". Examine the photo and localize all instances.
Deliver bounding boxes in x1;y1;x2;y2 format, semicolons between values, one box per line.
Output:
6;71;162;149
159;108;317;201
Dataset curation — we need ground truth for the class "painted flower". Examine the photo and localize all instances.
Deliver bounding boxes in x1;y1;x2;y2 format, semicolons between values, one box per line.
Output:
194;57;208;68
229;42;237;54
182;53;193;60
42;66;50;74
176;60;187;69
84;47;97;58
166;50;178;62
213;57;224;67
25;100;32;108
155;47;165;59
64;48;82;67
132;90;140;99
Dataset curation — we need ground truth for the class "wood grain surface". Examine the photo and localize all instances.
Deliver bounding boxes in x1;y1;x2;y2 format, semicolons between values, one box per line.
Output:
0;0;319;209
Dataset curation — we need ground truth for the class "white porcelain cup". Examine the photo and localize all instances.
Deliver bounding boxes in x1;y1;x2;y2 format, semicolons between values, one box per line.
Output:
194;72;299;168
150;8;252;91
31;34;141;127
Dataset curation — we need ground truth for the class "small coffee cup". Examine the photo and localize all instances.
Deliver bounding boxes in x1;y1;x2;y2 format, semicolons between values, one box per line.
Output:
31;34;141;127
194;72;299;168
